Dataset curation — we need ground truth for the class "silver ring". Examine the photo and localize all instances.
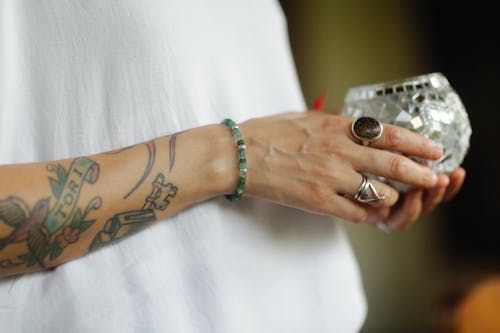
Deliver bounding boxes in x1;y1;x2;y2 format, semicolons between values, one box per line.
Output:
351;117;384;146
353;175;385;203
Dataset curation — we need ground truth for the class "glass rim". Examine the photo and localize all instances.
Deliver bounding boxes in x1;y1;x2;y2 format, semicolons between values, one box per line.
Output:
344;72;451;102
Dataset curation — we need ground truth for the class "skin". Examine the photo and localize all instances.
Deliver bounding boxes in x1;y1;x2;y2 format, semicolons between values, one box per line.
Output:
317;108;466;231
0;111;465;277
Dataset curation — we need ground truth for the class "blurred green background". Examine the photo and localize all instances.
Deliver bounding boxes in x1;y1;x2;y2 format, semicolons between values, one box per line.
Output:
280;1;499;332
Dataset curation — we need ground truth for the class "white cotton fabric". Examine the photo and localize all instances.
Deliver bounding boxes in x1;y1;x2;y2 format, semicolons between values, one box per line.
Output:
0;0;366;332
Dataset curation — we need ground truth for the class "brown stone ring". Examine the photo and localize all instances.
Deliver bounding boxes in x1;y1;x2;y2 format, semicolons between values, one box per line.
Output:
351;117;384;146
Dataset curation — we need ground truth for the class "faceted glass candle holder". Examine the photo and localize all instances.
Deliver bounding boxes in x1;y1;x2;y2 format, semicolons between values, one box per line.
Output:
342;73;471;189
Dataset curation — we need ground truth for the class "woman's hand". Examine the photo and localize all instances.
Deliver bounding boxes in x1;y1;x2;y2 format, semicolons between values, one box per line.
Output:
366;167;466;231
238;111;443;223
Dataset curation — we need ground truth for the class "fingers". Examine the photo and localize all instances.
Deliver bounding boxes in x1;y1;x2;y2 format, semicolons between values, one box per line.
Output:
350;147;438;188
377;124;443;160
324;167;399;207
308;109;443;161
444;167;466;202
328;194;369;223
422;175;449;213
365;169;465;232
243;110;462;225
344;174;399;208
385;189;423;231
344;119;443;161
338;117;441;188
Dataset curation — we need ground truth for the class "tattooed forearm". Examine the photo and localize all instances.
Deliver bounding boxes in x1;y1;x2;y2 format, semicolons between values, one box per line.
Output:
102;140;159;199
123;141;157;199
89;173;178;252
46;159;100;233
0;158;101;269
0;129;194;277
88;209;156;252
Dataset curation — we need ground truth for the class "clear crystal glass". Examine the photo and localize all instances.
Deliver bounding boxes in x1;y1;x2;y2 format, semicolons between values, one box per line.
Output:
342;73;471;190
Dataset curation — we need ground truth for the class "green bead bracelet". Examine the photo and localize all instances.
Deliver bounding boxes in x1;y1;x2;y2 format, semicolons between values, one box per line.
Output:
221;118;247;201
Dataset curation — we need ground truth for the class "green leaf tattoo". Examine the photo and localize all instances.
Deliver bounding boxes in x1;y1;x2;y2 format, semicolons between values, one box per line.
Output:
49;165;68;198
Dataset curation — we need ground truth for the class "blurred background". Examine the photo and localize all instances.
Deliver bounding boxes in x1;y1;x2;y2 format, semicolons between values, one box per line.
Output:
279;1;500;332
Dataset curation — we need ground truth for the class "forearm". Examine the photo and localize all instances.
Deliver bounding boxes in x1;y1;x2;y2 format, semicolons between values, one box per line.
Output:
0;124;236;277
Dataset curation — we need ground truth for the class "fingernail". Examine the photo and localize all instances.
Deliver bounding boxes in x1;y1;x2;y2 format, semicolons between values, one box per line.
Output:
312;90;328;110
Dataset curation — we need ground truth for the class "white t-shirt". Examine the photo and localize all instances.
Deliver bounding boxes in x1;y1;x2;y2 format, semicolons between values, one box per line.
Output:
0;0;367;332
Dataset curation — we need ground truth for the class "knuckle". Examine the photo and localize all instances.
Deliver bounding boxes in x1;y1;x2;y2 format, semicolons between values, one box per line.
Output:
420;141;433;156
386;127;404;148
389;156;407;179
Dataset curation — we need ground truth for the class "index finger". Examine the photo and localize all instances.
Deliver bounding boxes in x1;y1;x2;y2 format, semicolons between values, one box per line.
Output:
346;120;444;161
373;124;443;160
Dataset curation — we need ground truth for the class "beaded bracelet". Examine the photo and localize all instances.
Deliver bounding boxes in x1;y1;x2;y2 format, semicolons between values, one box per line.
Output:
221;118;247;201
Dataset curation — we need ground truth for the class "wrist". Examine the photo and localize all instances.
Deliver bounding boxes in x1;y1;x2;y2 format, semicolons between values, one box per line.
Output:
191;124;240;199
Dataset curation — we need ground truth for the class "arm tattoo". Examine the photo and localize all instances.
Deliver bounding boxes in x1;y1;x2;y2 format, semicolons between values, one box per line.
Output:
169;134;178;172
0;158;101;269
123;141;156;199
103;141;158;199
89;173;177;252
0;139;179;271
